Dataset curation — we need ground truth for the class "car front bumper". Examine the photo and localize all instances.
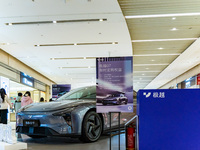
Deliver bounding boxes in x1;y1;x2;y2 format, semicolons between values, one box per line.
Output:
16;112;81;137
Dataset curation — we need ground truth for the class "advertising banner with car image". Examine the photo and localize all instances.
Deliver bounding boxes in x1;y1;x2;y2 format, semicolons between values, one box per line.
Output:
52;84;71;100
96;57;133;113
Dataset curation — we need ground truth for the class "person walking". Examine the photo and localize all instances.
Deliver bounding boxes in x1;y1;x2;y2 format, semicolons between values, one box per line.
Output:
0;88;12;124
15;92;22;112
21;91;33;107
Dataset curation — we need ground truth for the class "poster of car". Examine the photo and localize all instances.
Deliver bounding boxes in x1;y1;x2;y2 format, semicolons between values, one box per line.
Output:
96;57;133;113
52;84;71;100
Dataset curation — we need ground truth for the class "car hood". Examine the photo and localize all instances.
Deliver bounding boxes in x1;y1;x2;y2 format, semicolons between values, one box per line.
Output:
21;100;94;112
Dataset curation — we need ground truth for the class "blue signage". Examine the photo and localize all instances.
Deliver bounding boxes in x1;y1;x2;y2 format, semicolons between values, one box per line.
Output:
96;57;133;113
20;72;34;87
137;89;200;150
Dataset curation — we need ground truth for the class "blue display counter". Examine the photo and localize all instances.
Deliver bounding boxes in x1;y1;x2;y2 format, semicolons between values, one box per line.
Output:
137;89;200;150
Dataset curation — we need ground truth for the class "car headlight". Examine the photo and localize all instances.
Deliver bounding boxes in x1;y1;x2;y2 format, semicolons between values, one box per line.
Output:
53;108;74;126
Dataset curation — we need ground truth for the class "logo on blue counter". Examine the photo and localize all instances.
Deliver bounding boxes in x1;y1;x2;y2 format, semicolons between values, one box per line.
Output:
143;92;151;98
143;92;166;99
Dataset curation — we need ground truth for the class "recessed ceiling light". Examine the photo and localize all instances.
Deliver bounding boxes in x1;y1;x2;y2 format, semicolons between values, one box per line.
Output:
8;23;12;26
172;17;176;20
158;47;163;50
59;67;63;69
142;74;145;76
35;45;40;47
151;60;155;61
1;43;10;45
50;58;55;60
83;57;86;59
112;42;116;44
99;19;103;22
171;27;178;31
53;21;57;23
74;43;77;45
146;68;149;70
88;66;91;68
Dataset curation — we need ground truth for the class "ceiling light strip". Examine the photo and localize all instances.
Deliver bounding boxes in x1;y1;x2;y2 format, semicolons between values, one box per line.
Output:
35;42;118;47
133;76;156;77
133;64;169;66
60;66;95;69
134;71;160;72
133;80;152;81
125;12;200;19
51;57;96;60
132;38;198;42
133;53;181;56
5;19;107;25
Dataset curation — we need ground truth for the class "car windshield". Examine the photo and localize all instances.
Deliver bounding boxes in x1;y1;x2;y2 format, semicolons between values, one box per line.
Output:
56;86;96;101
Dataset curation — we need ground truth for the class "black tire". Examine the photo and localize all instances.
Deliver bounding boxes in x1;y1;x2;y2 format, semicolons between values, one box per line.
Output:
80;111;102;142
28;135;47;138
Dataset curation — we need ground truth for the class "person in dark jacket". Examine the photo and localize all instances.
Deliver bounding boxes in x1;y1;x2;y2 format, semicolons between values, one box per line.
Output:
0;88;12;124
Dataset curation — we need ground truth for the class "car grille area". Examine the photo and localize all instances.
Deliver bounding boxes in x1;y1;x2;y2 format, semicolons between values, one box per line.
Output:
16;126;59;136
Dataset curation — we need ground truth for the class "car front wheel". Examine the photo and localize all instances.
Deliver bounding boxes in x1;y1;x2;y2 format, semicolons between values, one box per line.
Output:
80;111;102;142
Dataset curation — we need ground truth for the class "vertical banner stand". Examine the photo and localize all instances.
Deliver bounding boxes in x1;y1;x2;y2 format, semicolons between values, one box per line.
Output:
109;112;121;150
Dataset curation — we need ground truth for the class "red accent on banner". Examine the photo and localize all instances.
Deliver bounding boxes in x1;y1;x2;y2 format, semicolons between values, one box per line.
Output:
197;74;200;85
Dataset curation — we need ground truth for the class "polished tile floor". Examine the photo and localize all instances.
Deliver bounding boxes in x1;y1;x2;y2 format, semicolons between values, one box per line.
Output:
7;122;126;150
16;133;126;150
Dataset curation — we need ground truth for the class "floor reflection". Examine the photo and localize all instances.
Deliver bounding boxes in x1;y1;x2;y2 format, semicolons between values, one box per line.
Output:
16;131;126;150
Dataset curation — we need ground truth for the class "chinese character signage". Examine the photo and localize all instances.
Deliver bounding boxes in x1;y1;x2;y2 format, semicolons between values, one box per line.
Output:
96;57;133;113
52;84;71;100
138;89;200;150
20;72;34;87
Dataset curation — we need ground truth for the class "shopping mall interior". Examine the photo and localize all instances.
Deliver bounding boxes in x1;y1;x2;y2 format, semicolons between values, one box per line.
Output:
0;0;200;150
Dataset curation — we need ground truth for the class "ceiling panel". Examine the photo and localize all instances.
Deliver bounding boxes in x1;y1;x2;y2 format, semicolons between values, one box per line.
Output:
133;55;179;64
134;65;167;71
133;71;160;77
128;17;200;40
118;0;200;16
118;0;200;91
0;0;133;89
133;40;194;55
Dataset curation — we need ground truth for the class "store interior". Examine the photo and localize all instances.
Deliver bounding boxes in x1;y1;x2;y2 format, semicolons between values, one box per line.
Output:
9;80;46;104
